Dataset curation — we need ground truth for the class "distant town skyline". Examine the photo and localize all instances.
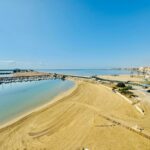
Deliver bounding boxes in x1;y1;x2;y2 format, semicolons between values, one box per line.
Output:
0;0;150;69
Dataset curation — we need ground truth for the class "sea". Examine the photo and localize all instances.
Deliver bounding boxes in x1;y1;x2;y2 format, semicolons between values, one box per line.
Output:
37;69;131;76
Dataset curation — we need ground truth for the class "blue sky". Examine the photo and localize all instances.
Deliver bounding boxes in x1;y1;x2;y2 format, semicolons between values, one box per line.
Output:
0;0;150;69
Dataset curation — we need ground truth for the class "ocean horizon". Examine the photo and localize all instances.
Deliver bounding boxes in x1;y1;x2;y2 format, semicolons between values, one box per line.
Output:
37;69;131;77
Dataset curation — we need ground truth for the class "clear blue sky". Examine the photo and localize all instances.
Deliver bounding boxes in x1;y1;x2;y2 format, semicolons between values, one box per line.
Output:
0;0;150;69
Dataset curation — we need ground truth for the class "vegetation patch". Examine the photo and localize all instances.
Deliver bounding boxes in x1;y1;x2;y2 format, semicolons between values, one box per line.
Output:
113;83;135;98
118;87;134;98
116;82;126;88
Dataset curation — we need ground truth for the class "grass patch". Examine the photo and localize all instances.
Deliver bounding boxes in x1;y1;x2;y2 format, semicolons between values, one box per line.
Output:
112;84;135;98
118;87;135;98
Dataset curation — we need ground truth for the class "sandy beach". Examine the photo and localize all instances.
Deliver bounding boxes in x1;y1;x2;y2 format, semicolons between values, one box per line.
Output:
13;71;50;77
98;74;145;83
0;80;150;150
1;0;150;149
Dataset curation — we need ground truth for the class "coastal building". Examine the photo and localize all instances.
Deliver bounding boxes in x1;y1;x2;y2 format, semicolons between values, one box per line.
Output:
138;67;150;80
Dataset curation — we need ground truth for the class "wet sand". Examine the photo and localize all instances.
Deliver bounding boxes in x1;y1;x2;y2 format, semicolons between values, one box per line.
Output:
0;81;150;150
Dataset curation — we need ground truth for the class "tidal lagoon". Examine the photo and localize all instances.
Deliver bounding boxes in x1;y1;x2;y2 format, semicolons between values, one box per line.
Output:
0;79;74;125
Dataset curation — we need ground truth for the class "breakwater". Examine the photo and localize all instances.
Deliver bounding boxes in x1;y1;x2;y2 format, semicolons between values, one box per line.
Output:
0;73;90;85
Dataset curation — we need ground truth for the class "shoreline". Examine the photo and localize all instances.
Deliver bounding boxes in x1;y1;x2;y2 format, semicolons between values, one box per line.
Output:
0;74;150;150
0;79;150;149
0;79;78;130
0;73;148;130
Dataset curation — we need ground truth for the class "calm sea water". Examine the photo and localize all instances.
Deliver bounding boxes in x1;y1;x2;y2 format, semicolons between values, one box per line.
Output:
0;79;74;125
38;69;131;76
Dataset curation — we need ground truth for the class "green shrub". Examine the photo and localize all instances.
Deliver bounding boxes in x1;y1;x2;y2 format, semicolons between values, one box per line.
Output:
123;86;133;90
118;87;134;97
117;82;126;87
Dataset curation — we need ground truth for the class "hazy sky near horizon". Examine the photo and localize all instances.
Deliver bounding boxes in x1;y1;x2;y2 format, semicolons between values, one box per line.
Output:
0;0;150;69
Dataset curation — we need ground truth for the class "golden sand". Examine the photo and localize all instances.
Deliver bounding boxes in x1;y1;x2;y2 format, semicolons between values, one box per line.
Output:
13;71;50;77
98;74;144;83
0;81;150;150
